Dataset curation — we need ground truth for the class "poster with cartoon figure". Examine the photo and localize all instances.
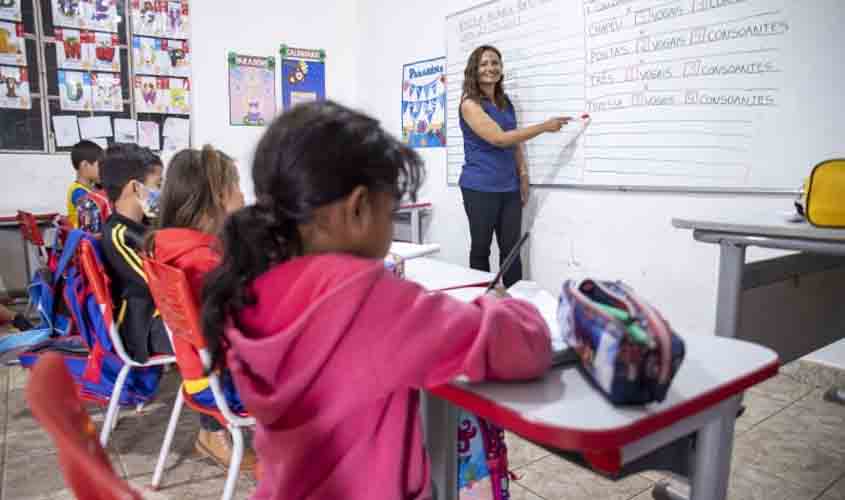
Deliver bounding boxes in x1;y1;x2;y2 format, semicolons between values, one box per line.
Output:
58;70;92;111
91;72;122;111
134;75;168;113
163;0;189;39
280;45;325;112
91;32;119;71
52;0;86;29
162;39;189;77
228;52;275;126
167;77;189;114
131;0;162;37
132;36;163;75
55;29;90;70
0;65;29;109
401;57;446;148
0;21;25;66
0;0;21;22
87;0;119;32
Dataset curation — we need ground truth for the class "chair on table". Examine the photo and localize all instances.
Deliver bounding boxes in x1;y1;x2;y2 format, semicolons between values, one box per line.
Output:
26;351;144;500
142;257;254;500
76;238;176;447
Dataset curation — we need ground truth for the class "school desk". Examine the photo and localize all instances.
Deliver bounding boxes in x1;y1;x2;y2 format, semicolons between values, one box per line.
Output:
421;284;779;500
389;241;441;260
404;257;495;291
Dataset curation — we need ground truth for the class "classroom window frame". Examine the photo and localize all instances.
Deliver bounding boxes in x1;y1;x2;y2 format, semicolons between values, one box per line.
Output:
0;0;191;154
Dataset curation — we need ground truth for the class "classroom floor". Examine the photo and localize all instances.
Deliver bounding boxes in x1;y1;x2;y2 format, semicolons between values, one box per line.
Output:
0;356;843;500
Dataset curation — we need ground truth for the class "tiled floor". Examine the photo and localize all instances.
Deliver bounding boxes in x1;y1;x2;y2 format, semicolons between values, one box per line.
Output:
1;357;843;500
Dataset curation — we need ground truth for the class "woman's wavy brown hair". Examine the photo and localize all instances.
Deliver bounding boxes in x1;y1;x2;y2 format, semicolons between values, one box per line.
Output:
461;45;507;109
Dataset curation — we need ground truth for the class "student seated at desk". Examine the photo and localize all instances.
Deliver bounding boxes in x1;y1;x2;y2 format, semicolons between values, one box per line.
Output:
99;143;170;362
201;101;553;500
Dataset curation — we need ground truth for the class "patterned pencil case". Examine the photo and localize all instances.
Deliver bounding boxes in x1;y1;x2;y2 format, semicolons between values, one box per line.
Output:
558;279;685;405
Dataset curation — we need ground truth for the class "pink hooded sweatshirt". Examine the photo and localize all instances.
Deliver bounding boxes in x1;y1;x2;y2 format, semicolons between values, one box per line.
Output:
224;253;552;500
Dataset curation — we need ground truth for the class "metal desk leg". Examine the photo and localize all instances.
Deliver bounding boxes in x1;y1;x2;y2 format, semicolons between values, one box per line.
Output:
422;391;459;500
689;396;740;500
714;242;746;339
411;208;422;244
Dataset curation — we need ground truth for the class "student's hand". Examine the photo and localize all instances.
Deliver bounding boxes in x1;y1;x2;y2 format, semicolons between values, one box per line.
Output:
542;116;573;132
486;284;510;299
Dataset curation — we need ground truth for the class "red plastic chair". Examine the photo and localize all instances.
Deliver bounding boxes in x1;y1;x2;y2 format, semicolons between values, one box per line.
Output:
26;352;143;500
77;238;176;447
143;257;254;500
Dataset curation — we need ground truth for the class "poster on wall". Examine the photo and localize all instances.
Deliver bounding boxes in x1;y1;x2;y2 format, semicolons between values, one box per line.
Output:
55;28;90;70
163;0;189;39
132;36;164;74
401;57;446;148
52;0;119;32
131;0;189;39
91;72;122;111
0;21;25;66
58;70;93;111
0;65;30;109
92;32;120;72
167;77;189;114
131;0;160;36
280;45;324;111
163;39;189;77
227;52;275;127
134;75;168;113
0;0;22;22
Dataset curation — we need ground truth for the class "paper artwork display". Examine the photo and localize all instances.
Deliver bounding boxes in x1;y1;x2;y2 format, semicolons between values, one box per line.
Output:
134;75;167;113
133;36;189;77
0;21;25;66
114;118;138;143
0;65;29;109
52;115;81;147
78;115;112;139
0;0;21;22
280;45;324;111
228;52;275;126
92;72;122;111
167;77;189;114
58;70;92;111
56;29;119;72
402;57;446;148
131;0;189;39
137;119;159;150
52;0;119;32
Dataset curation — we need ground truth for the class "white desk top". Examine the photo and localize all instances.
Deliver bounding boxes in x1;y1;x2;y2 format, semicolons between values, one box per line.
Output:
434;333;778;451
389;241;441;260
672;211;845;241
405;258;495;291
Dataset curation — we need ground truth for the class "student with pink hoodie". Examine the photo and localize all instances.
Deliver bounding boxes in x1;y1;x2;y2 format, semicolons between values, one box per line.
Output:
201;100;552;500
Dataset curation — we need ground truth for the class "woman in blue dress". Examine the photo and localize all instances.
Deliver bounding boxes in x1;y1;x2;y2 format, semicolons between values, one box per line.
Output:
459;45;570;286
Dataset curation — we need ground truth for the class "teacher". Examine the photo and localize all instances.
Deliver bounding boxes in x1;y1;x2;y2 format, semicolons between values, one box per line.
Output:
459;45;569;286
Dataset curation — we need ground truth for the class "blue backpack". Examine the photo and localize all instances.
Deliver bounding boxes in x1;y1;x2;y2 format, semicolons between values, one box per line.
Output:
19;230;162;406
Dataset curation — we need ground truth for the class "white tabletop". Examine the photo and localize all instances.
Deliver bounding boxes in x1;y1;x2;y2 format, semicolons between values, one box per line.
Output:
405;258;495;291
389;241;441;260
672;210;845;241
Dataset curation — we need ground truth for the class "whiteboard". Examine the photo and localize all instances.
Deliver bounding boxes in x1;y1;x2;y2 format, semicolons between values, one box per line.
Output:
446;0;845;192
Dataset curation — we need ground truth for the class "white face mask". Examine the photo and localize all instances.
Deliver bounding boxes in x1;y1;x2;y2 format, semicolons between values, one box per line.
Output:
136;181;161;218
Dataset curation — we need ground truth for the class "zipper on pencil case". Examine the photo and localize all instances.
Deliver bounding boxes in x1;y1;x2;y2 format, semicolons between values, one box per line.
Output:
590;281;655;349
568;283;653;349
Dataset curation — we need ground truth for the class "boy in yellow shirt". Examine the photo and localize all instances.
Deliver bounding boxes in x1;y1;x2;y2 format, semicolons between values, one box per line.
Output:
66;140;104;228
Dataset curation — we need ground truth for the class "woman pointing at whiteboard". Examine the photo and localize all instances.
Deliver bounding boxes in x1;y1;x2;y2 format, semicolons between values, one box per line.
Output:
459;45;570;286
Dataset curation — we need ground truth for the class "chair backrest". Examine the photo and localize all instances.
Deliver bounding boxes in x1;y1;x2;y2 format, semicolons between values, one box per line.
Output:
78;237;114;328
142;258;209;365
26;352;143;500
17;210;45;247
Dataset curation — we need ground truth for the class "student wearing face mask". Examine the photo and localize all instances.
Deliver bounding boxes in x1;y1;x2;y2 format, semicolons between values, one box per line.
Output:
100;143;172;361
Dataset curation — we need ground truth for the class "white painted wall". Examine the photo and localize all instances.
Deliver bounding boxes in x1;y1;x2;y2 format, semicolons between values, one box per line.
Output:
356;0;791;337
191;0;360;203
0;0;360;214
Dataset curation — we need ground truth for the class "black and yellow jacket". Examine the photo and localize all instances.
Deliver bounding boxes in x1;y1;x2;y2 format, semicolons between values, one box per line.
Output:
101;212;162;362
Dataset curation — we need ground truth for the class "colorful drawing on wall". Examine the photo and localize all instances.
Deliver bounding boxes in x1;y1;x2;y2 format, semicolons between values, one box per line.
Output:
91;72;122;111
134;75;168;113
0;21;25;66
167;77;189;114
280;45;324;111
52;0;119;32
131;0;160;36
132;36;163;74
0;65;29;109
402;57;446;148
228;52;275;127
0;0;22;22
58;70;92;111
92;32;120;71
55;28;88;70
131;0;189;39
163;39;189;77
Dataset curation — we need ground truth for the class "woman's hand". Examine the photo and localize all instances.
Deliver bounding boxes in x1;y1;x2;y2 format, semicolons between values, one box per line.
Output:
520;173;530;205
542;116;573;133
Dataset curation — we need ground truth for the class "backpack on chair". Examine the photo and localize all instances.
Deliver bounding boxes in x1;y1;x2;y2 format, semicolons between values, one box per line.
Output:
458;410;513;500
19;230;162;407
